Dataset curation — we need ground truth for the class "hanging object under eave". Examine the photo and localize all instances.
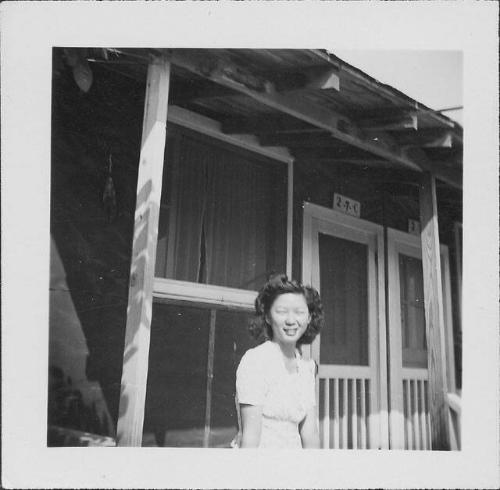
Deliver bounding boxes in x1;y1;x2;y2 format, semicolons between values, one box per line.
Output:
64;48;93;93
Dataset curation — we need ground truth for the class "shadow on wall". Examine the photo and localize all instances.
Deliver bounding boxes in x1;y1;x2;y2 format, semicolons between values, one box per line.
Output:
115;177;153;445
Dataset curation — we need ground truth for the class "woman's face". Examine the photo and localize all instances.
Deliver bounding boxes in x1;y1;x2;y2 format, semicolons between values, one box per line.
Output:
267;292;311;347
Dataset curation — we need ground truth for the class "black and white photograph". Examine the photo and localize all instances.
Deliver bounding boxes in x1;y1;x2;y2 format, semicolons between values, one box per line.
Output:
1;3;498;489
46;46;463;451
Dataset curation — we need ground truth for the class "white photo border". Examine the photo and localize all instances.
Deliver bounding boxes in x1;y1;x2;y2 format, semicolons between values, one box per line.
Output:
1;2;498;488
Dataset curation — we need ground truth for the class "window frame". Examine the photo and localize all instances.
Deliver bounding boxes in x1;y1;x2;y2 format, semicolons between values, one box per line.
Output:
152;106;294;309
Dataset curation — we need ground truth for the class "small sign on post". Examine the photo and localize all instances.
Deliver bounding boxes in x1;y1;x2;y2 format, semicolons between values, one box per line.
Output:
408;219;421;235
333;193;361;218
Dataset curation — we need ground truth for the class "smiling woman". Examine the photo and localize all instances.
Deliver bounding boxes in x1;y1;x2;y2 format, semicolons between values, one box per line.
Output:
235;274;324;448
268;293;310;347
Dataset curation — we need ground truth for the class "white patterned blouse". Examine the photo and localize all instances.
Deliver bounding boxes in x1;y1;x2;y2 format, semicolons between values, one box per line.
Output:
235;340;317;448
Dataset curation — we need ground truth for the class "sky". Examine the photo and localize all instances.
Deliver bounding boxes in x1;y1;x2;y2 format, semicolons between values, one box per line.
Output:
333;50;463;126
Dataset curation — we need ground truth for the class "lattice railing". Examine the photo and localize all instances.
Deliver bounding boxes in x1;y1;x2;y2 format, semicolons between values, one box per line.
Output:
402;375;431;450
318;377;371;449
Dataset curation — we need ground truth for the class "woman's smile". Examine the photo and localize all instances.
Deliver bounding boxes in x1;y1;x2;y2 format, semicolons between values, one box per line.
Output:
283;326;299;336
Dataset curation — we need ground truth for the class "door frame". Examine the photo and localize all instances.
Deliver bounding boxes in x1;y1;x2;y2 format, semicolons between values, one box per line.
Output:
386;227;455;449
302;202;389;449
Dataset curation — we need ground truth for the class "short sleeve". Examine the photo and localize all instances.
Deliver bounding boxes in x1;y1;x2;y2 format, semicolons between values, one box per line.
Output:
236;349;266;406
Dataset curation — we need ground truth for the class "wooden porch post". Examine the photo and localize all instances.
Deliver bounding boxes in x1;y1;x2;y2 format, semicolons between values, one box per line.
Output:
116;57;171;446
419;171;450;450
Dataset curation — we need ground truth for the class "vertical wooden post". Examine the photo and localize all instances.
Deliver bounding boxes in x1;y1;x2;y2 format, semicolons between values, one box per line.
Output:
116;57;171;446
203;309;217;448
419;171;450;450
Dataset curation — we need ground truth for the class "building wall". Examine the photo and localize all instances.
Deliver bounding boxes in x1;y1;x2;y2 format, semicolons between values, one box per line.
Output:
292;157;462;388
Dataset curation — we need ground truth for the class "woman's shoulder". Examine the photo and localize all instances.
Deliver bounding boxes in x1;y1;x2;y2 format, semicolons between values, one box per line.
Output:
240;341;273;366
240;341;275;364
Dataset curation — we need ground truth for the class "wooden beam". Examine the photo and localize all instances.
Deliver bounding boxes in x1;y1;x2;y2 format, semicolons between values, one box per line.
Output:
292;145;374;161
363;129;401;152
305;67;340;91
168;105;293;163
293;157;391;168
166;50;422;172
169;79;237;105
420;133;453;149
116;57;171;446
405;147;462;189
221;114;315;135
259;130;400;155
425;163;462;188
359;113;418;131
278;66;339;91
419;172;450;450
257;132;333;147
423;147;462;164
255;66;339;92
396;129;454;148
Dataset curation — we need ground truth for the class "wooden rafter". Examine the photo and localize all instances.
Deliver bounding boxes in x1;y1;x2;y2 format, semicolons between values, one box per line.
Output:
168;105;293;163
169;78;237;105
358;112;418;131
404;147;461;189
396;128;455;148
258;65;340;92
221;114;316;134
424;147;462;162
295;159;389;171
292;145;375;160
166;50;422;172
257;132;336;148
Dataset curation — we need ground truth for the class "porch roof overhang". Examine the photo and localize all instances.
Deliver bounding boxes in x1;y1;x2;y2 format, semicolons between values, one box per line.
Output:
89;48;463;189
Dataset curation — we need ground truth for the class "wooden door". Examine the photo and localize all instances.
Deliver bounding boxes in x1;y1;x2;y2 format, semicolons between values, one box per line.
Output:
302;203;388;449
387;228;455;450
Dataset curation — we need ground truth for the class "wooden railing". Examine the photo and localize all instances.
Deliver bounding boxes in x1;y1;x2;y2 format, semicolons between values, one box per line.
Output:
402;375;432;450
402;371;461;451
318;371;460;451
318;376;371;449
447;392;461;450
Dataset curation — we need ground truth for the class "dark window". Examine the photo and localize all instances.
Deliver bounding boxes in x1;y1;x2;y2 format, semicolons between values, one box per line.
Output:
142;301;257;447
399;254;427;369
155;126;288;291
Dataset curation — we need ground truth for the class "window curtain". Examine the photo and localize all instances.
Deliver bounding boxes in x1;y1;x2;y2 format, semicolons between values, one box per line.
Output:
156;128;287;291
159;135;209;281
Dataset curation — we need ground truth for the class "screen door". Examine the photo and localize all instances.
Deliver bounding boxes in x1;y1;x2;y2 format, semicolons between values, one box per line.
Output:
302;203;388;449
387;228;455;450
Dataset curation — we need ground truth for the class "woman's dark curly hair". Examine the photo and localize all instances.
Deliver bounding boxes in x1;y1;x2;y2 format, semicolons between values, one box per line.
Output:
249;273;323;345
